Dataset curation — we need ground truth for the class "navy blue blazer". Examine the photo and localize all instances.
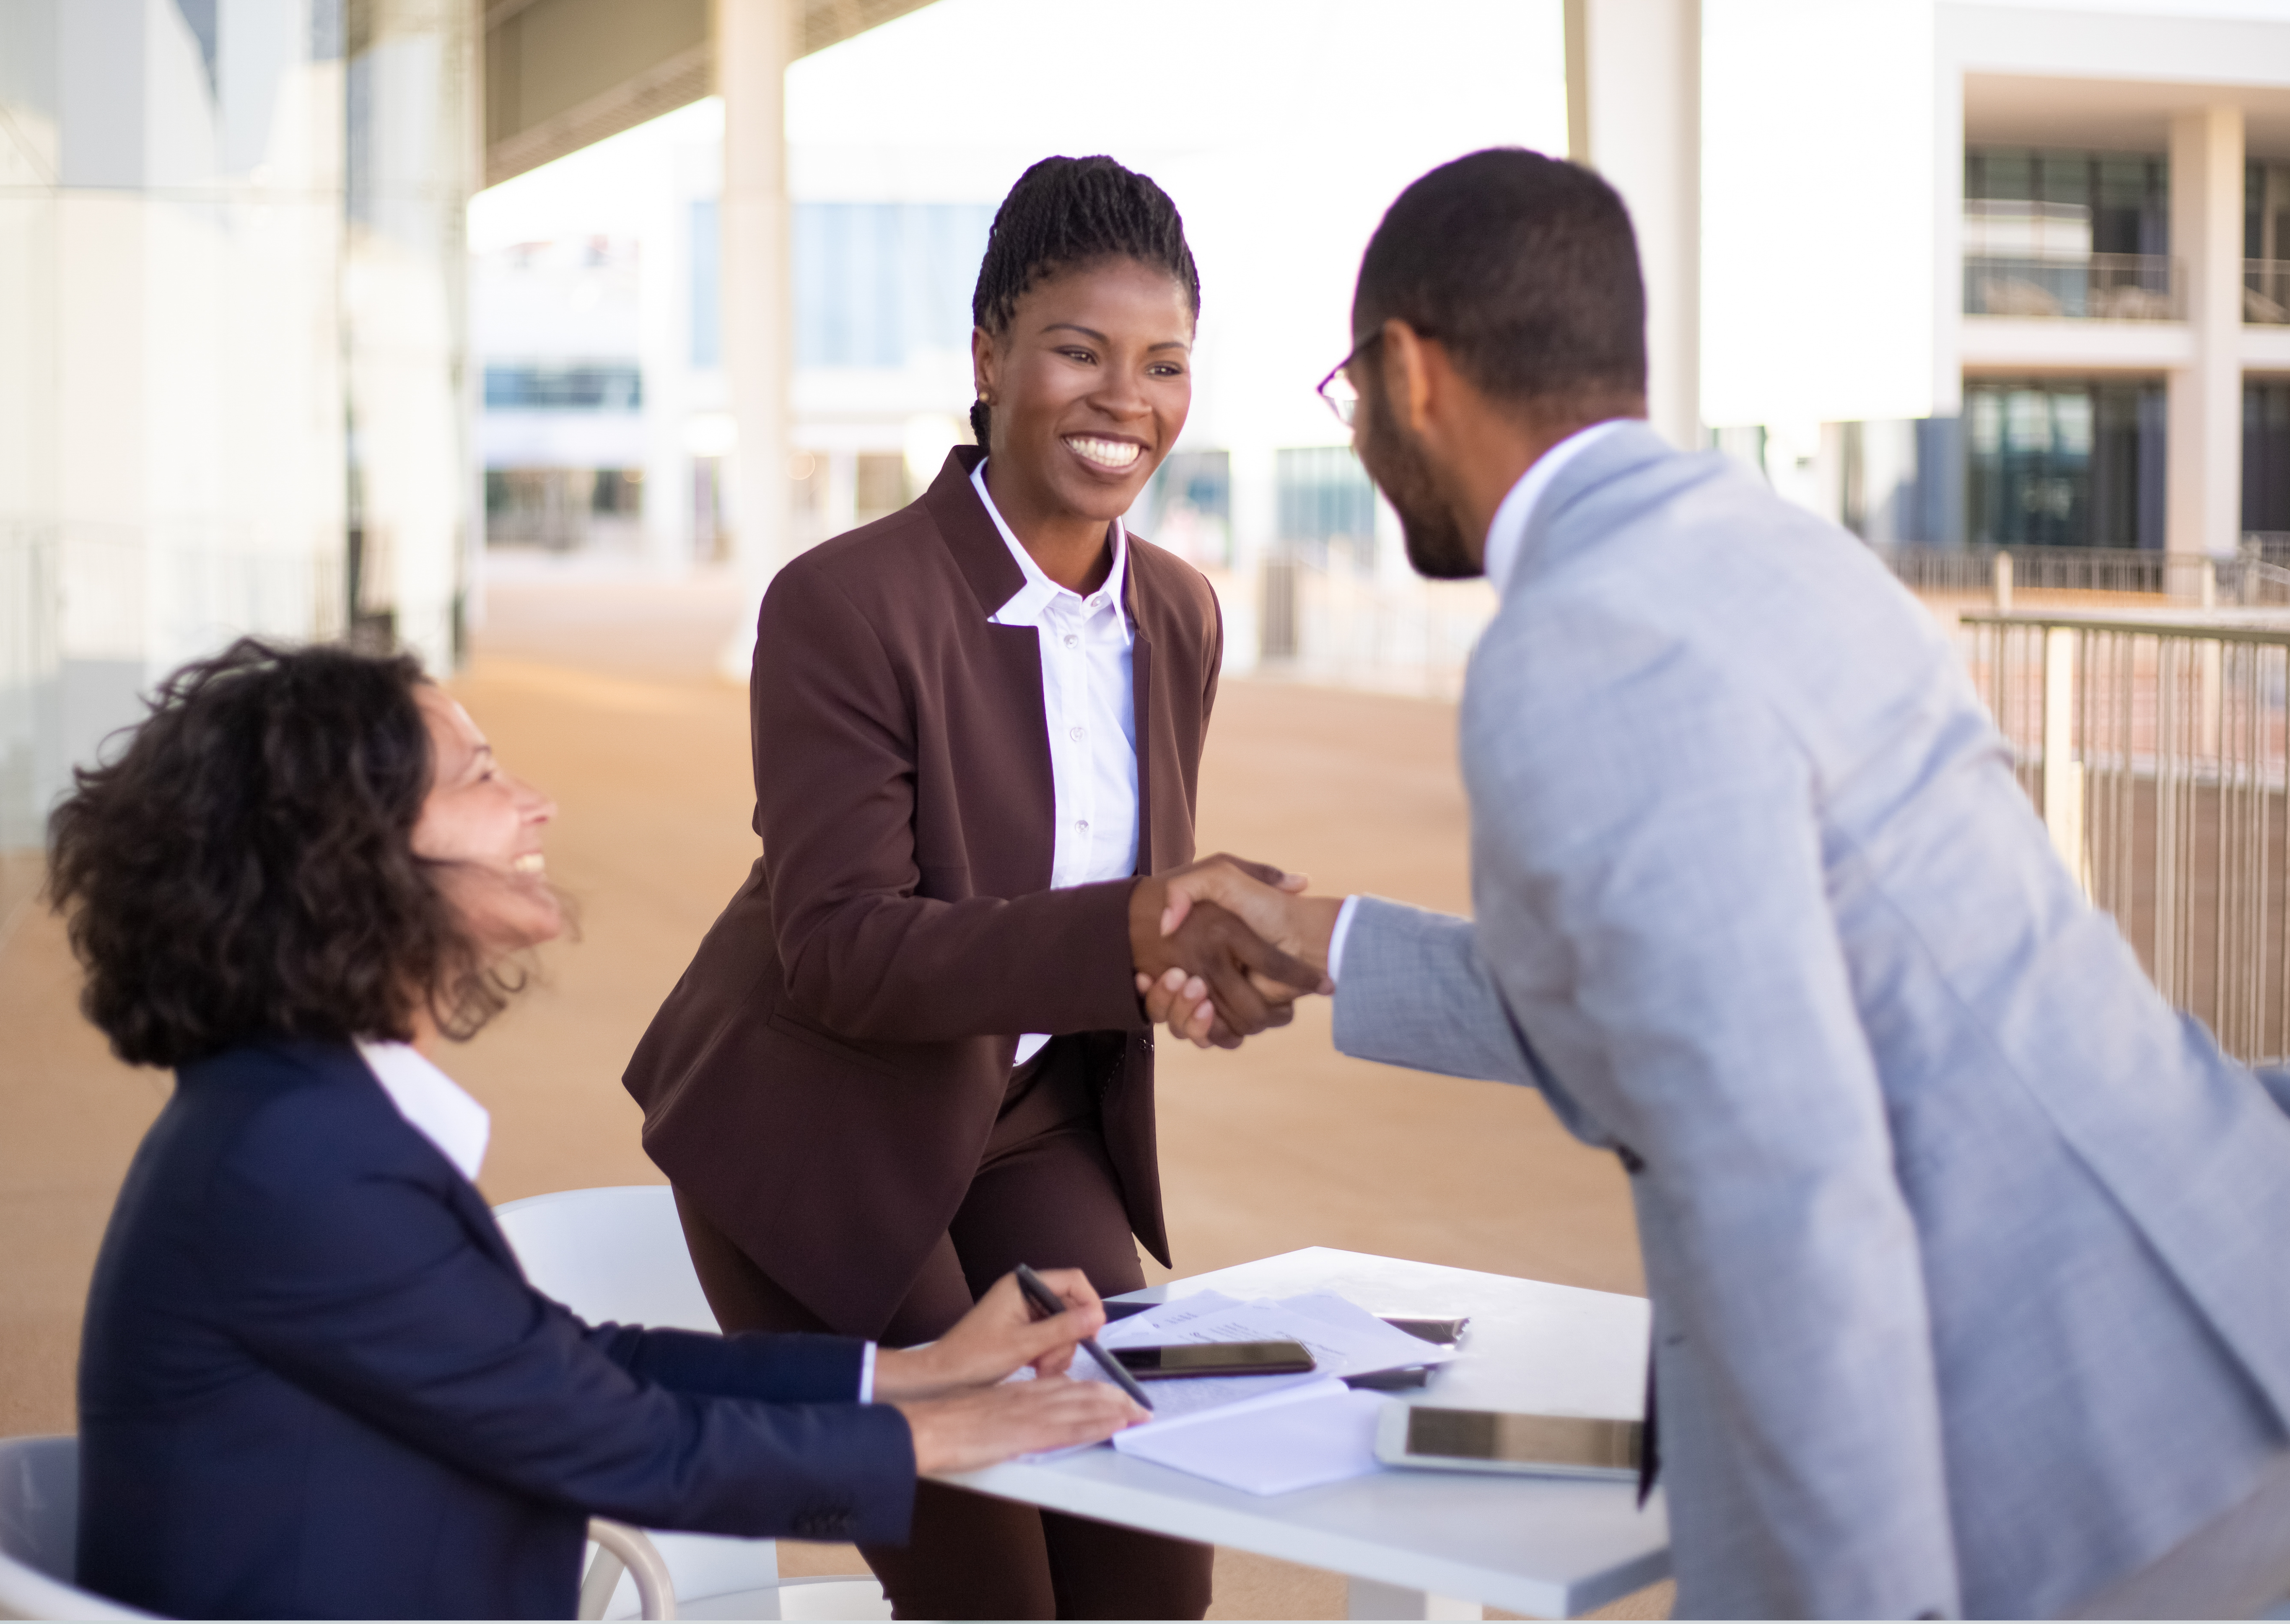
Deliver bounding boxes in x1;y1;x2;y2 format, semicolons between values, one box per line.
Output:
77;1039;916;1620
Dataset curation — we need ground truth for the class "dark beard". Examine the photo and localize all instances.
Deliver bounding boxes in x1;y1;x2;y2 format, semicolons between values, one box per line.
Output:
1353;375;1480;581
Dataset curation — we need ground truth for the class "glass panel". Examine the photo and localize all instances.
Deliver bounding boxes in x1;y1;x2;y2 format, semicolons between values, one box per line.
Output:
1966;379;2163;549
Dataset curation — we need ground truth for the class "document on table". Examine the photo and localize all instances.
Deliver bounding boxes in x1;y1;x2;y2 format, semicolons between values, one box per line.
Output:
1027;1289;1458;1490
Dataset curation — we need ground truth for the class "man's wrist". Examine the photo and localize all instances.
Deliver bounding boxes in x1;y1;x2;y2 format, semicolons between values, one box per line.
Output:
1325;895;1362;984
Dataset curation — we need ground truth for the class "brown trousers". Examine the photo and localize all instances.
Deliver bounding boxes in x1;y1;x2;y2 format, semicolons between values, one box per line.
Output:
674;1039;1213;1621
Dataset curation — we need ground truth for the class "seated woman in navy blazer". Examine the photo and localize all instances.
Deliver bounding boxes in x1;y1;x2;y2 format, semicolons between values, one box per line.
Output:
51;639;1143;1621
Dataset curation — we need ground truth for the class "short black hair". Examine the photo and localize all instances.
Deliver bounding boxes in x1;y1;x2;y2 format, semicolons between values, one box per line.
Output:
1354;148;1646;420
970;155;1200;445
46;638;519;1067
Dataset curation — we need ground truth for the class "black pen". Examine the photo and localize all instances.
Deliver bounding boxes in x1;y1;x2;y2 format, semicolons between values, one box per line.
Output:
1013;1262;1155;1412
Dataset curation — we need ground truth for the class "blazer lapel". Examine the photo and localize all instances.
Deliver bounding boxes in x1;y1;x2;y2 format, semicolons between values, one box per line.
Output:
1131;627;1155;874
925;446;1058;895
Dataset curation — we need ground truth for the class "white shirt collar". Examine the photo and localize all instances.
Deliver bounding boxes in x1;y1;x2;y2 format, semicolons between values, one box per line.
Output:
356;1040;492;1183
1481;419;1633;597
970;458;1133;643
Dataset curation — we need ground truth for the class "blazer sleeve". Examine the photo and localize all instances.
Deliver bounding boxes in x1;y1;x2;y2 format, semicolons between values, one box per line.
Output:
1476;617;1959;1618
752;557;1145;1042
205;1097;915;1544
581;1320;866;1404
1332;897;1540;1087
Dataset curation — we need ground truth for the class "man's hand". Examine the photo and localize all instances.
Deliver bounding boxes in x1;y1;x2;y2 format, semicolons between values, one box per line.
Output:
871;1269;1104;1400
895;1376;1148;1474
1131;856;1326;1049
1133;855;1345;1048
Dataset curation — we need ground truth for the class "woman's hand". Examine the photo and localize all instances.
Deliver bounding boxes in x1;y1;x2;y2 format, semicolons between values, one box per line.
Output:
895;1376;1147;1474
870;1269;1107;1400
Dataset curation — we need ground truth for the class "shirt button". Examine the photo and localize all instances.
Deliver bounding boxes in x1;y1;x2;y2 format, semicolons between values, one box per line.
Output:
1064;634;1078;648
1068;726;1086;742
1077;819;1090;832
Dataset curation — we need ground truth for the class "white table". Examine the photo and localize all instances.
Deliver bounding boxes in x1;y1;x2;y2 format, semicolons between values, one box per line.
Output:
937;1248;1669;1620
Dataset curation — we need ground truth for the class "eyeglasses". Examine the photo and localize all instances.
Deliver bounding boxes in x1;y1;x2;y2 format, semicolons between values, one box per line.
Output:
1315;333;1378;428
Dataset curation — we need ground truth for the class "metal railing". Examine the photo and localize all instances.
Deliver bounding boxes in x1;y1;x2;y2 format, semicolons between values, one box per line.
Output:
1963;254;2181;320
1873;544;2172;597
1962;609;2290;1058
2249;260;2290;325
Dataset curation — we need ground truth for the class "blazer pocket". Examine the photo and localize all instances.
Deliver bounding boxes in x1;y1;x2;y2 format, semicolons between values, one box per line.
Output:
765;1008;901;1079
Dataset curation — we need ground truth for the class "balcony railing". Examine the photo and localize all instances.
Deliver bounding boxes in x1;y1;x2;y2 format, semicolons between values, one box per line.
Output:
1963;254;2181;321
2249;261;2290;324
1963;610;2290;1059
1872;544;2171;597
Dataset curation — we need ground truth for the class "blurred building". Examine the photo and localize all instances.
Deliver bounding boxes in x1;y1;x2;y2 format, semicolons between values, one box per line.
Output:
0;0;472;846
9;0;2290;844
1694;2;2290;570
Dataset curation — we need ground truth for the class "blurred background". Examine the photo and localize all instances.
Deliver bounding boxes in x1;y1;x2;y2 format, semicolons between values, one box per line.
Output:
8;1;2290;1614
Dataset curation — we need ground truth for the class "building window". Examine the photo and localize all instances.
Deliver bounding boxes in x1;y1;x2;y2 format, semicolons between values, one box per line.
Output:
483;364;643;412
1965;379;2163;550
794;202;995;369
485;467;643;551
1963;148;2173;320
2249;383;2290;539
1276;446;1377;571
1139;451;1232;568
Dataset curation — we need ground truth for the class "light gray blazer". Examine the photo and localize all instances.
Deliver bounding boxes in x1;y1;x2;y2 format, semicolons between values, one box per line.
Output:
1334;423;2290;1619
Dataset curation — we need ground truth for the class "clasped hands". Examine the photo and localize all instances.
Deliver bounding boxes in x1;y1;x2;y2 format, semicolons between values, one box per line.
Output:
1127;854;1346;1050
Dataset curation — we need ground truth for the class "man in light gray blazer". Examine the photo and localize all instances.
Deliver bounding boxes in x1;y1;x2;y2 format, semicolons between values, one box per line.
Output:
1146;150;2290;1618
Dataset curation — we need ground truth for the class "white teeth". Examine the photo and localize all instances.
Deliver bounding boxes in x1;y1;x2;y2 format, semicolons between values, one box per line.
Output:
1065;436;1141;470
512;854;545;875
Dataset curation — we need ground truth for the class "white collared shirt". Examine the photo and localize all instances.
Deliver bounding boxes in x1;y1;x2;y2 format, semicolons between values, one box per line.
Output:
354;1040;879;1401
357;1039;493;1182
1479;418;1631;599
1327;420;1631;982
972;459;1141;1067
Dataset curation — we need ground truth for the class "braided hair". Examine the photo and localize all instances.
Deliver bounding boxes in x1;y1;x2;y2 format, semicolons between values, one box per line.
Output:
970;155;1200;447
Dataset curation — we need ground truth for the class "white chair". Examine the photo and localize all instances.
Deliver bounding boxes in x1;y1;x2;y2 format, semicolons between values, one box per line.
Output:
0;1434;153;1621
494;1186;892;1622
0;1433;673;1623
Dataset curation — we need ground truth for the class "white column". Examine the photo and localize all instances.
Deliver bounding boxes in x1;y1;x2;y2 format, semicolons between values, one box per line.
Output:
716;0;793;675
1565;0;1700;450
2166;104;2245;587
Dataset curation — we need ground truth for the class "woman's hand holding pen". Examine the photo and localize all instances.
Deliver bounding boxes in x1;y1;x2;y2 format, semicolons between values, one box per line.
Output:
875;1269;1148;1472
874;1269;1106;1396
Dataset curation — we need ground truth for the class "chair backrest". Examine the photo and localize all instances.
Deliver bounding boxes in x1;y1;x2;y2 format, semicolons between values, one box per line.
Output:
493;1186;720;1333
0;1435;155;1621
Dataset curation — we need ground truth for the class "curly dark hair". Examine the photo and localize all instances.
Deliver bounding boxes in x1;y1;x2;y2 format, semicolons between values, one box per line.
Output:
46;638;521;1067
970;154;1200;445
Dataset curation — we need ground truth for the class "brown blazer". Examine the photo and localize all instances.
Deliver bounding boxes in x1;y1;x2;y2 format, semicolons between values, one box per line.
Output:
624;447;1222;1339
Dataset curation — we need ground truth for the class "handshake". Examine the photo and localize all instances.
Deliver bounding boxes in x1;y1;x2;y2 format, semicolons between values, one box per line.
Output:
1125;854;1346;1049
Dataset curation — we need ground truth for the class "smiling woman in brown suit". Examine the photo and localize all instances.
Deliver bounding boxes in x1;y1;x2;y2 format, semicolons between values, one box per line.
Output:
624;158;1309;1620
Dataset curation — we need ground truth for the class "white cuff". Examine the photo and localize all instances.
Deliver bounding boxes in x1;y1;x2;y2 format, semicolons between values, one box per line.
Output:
858;1341;877;1403
1326;896;1362;985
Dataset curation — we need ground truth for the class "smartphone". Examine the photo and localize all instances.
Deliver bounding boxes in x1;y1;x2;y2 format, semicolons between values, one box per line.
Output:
1110;1339;1316;1380
1374;1404;1642;1481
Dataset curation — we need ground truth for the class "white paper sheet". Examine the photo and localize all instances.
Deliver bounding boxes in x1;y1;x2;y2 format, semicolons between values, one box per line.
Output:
1111;1382;1389;1495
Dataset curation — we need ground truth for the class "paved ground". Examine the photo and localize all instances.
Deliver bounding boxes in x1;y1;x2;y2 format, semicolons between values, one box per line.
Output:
0;573;1664;1619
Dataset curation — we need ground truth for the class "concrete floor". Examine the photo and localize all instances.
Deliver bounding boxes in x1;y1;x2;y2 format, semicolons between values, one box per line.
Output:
0;573;1665;1619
